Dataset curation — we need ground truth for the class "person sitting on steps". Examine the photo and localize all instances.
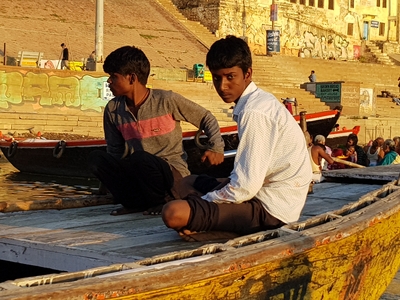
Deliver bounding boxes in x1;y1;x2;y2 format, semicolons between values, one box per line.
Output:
308;70;316;82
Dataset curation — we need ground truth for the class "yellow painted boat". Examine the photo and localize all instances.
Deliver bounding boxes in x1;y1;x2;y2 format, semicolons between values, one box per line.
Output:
0;179;399;299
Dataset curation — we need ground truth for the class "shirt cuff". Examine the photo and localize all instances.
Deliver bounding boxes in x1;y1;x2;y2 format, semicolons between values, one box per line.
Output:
201;194;214;202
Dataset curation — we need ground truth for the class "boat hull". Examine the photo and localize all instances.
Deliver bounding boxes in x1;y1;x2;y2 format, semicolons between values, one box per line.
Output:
0;109;342;178
326;126;360;149
1;181;399;300
0;140;107;178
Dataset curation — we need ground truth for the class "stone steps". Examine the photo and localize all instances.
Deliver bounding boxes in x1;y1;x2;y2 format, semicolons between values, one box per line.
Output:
155;0;217;49
366;42;396;66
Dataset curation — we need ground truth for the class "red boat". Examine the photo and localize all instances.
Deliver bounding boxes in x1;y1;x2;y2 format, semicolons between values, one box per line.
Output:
326;125;361;149
0;108;345;178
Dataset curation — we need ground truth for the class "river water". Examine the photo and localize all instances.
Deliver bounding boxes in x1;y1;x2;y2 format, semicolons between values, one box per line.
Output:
0;155;100;282
0;156;98;202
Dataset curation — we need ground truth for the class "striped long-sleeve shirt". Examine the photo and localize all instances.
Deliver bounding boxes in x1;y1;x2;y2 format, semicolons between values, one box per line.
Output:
103;89;225;177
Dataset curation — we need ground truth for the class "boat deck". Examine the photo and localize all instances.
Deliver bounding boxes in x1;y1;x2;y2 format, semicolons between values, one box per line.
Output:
0;173;396;272
0;165;399;299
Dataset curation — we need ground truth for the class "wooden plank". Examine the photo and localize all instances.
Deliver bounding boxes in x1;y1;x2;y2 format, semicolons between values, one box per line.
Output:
0;238;138;272
323;164;400;181
0;194;114;213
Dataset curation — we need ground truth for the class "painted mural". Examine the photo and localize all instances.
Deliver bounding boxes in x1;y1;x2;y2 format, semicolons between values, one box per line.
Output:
359;88;375;114
0;69;109;112
281;19;351;59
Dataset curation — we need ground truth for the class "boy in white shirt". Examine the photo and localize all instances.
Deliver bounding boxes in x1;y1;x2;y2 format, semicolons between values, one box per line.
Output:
161;36;312;239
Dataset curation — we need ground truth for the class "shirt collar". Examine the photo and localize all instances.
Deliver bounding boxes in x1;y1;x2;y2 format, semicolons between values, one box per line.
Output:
233;81;257;118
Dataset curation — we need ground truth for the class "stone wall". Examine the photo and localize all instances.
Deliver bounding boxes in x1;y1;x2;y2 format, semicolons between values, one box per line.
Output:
171;0;393;59
383;42;400;54
172;0;220;33
341;82;362;116
340;117;400;145
0;65;191;137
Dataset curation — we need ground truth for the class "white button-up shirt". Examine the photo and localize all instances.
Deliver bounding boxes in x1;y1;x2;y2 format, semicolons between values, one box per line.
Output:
202;82;312;223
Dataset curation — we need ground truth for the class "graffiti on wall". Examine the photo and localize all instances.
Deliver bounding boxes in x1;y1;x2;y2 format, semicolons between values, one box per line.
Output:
0;70;109;112
217;4;270;55
359;88;375;114
282;19;351;59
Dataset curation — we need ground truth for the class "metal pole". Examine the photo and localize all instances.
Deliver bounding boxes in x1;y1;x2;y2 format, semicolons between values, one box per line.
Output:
95;0;104;63
3;43;6;66
242;0;247;38
272;0;275;30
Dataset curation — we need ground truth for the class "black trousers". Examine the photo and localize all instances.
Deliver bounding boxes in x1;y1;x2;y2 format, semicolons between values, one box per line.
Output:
185;175;285;235
88;150;174;210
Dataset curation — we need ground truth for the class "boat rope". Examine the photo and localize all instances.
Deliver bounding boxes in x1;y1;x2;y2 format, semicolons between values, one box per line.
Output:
53;140;66;159
7;141;18;158
194;129;208;150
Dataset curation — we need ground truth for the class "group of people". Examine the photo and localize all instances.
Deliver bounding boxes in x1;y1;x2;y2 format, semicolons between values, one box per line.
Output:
308;132;400;184
60;43;96;71
364;136;400;166
88;36;313;240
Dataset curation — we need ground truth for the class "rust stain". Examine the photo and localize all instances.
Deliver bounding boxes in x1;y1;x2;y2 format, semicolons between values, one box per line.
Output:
321;237;331;244
280;248;294;256
339;247;372;300
368;217;382;226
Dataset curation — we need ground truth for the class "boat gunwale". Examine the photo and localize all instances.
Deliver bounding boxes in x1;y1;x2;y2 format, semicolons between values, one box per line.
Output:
0;109;344;149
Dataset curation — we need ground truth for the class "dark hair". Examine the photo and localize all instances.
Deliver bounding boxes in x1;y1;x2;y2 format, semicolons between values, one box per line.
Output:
206;35;252;74
61;43;65;47
103;46;150;85
347;133;358;145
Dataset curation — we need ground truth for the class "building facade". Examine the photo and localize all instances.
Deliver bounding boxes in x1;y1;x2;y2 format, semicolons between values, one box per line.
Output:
172;0;399;59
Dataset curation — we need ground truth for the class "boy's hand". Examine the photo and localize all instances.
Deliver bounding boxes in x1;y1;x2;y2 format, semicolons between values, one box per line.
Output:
201;150;224;165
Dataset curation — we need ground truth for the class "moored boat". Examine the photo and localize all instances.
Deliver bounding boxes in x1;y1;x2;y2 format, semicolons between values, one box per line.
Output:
326;125;361;149
0;176;399;299
0;108;343;178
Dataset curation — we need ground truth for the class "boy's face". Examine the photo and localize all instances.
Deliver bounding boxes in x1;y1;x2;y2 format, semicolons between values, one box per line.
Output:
107;73;131;96
347;147;355;154
210;66;252;104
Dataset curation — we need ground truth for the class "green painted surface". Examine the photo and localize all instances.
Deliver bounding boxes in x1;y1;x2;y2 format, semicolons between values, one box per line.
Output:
316;83;341;103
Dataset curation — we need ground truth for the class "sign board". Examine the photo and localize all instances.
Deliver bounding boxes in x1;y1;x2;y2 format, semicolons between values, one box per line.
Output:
203;70;212;82
371;21;379;28
266;30;280;54
103;82;114;101
315;83;341;103
270;4;278;22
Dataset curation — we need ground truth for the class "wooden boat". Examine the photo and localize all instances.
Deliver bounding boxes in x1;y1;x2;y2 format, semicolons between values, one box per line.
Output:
0;172;399;299
326;125;361;149
0;108;342;178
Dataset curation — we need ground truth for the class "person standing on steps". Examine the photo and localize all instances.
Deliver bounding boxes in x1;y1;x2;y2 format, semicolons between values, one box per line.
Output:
60;43;70;70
